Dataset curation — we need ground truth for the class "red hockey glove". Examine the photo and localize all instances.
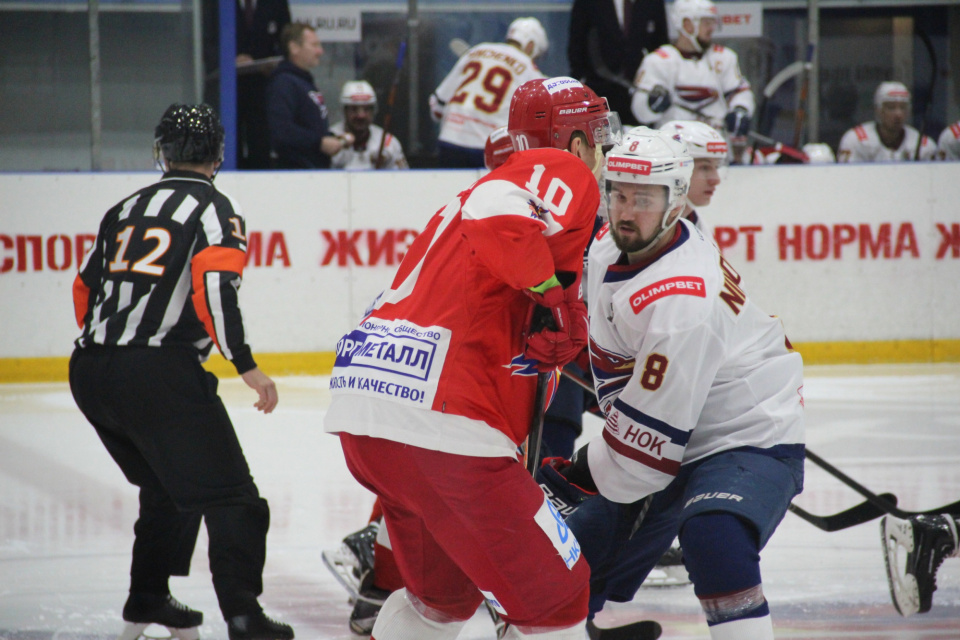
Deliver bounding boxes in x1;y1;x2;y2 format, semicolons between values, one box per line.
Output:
524;274;588;372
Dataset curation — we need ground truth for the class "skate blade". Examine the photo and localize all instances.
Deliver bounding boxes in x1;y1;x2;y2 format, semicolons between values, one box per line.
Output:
322;548;361;602
118;623;200;640
881;515;920;616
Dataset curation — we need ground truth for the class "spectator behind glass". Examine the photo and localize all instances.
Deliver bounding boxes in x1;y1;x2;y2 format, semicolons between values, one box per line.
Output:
838;82;937;162
331;80;409;170
202;0;290;169
568;0;669;127
266;23;353;169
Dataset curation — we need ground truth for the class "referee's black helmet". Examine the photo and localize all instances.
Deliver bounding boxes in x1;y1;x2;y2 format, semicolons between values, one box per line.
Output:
153;103;225;165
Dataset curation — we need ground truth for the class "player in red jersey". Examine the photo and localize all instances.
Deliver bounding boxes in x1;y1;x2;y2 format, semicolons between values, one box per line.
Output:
324;77;620;640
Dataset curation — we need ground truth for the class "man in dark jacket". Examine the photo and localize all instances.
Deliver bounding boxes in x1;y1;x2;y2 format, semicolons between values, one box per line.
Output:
266;23;353;169
568;0;669;127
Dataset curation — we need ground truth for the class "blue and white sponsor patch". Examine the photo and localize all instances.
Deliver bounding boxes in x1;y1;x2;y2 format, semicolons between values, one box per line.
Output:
534;495;581;570
330;318;451;407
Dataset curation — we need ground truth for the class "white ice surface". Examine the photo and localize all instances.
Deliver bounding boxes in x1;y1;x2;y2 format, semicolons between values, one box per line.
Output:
2;364;959;639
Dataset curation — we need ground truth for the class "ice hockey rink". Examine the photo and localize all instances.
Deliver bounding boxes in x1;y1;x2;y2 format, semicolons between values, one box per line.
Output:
3;363;959;640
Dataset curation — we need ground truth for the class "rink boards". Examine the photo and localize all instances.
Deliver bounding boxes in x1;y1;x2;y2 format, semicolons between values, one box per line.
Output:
1;162;959;381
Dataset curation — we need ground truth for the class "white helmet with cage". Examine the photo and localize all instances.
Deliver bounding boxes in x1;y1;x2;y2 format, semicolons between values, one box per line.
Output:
340;80;377;107
657;120;728;161
604;126;693;243
506;17;549;60
671;0;718;49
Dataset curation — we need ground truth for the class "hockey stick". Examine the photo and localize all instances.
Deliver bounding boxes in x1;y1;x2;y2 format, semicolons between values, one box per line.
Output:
913;29;937;161
788;493;898;532
525;370;551;474
556;368;906;530
806;449;960;518
586;27;647;97
791;43;815;149
587;618;662;640
374;41;407;169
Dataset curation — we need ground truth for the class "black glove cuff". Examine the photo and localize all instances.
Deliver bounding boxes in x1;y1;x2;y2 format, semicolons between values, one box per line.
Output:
564;444;598;493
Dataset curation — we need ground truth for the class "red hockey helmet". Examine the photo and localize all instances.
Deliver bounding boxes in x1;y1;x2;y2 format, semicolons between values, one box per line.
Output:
484;126;515;170
507;77;622;152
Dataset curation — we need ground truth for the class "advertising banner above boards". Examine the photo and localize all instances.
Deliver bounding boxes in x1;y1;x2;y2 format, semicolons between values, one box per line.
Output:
1;164;958;373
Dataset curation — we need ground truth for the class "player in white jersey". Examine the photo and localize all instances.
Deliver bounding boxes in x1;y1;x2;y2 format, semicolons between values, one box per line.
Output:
429;17;547;167
331;80;408;170
536;127;804;639
838;81;937;162
937;120;960;160
631;0;754;146
658;120;727;239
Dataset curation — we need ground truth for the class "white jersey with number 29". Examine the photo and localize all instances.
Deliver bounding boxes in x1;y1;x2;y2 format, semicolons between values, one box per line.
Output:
431;43;544;150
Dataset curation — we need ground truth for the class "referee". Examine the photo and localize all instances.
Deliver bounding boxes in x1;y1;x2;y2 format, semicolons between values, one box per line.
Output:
69;104;293;640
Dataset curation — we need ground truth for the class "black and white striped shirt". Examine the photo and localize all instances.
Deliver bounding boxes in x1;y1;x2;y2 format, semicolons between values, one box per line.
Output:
73;170;256;373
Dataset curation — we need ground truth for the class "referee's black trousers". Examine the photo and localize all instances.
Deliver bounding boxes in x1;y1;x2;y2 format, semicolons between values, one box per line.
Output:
70;346;270;618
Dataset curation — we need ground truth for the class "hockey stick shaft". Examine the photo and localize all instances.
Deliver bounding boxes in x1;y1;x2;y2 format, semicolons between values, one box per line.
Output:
525;371;551;475
806;449;960;518
791;43;815;148
375;41;407;169
788;492;897;532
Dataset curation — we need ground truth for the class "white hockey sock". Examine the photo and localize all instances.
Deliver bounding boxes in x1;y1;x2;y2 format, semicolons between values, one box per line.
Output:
370;588;467;640
707;614;774;640
502;621;587;639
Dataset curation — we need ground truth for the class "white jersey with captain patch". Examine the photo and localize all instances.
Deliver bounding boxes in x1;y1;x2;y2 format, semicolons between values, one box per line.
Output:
838;121;937;162
585;219;804;503
330;122;408;170
631;44;754;130
431;42;544;150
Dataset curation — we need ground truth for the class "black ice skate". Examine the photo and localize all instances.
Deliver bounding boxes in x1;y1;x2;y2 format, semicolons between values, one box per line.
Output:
322;521;379;602
227;611;294;640
118;593;203;640
641;544;690;588
348;581;390;636
881;514;960;616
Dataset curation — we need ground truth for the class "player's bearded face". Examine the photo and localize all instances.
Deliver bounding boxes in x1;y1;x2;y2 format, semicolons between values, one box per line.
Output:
607;182;672;253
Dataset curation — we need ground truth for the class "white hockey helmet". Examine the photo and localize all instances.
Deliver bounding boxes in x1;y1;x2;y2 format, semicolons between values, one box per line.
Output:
604;126;693;236
802;142;836;164
874;81;910;107
340;80;377;107
671;0;718;45
658;120;728;161
506;17;549;60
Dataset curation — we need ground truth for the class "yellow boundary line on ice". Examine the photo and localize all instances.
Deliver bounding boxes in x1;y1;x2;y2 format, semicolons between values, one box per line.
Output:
2;341;959;384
